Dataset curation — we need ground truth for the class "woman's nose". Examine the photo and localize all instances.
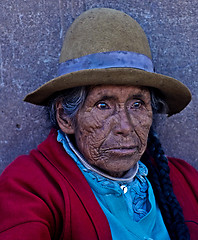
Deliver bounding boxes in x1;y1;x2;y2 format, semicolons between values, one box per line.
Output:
113;109;133;137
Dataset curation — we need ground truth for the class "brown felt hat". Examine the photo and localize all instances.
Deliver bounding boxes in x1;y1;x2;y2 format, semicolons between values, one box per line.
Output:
24;8;191;115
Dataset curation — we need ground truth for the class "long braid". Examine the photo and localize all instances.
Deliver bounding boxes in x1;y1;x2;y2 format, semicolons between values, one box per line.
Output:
141;127;190;240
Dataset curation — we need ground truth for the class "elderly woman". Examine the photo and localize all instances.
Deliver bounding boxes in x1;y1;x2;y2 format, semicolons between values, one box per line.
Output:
0;8;198;240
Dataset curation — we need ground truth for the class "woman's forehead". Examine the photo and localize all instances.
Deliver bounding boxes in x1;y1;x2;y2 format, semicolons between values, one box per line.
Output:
87;85;151;99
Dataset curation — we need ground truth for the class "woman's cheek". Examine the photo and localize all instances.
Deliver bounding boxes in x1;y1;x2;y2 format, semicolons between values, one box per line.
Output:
75;114;105;156
132;112;152;148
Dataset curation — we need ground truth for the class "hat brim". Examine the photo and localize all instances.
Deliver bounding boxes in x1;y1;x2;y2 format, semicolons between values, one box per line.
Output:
24;68;191;115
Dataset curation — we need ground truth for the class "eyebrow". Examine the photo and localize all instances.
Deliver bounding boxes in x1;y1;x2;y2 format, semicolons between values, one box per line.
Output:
97;95;116;101
131;94;145;99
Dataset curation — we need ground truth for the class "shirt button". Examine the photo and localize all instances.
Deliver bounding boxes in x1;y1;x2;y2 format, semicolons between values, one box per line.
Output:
120;185;128;194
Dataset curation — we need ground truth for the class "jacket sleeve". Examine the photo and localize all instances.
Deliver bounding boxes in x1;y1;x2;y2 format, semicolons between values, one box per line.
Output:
0;222;51;240
0;156;58;240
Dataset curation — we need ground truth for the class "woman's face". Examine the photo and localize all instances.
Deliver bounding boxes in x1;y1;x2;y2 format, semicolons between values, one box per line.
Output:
65;85;152;177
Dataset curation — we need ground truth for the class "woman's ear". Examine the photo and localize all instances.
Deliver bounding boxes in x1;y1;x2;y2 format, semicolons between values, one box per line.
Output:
56;102;75;134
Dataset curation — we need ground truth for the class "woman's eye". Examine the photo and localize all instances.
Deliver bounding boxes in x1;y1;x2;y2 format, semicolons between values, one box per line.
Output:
96;102;110;110
131;101;143;109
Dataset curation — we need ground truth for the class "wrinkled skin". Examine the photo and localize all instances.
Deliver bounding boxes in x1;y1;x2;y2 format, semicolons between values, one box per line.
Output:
58;85;153;178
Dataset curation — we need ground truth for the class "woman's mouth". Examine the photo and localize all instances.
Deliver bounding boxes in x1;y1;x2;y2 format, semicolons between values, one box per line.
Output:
103;146;138;156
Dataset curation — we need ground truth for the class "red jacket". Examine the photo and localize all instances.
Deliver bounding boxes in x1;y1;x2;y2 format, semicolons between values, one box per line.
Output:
0;129;198;239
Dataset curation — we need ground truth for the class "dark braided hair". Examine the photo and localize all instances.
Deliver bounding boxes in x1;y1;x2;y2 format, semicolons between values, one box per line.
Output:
141;127;190;240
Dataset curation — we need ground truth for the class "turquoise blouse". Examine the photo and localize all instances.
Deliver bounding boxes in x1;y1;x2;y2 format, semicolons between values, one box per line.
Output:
57;131;170;240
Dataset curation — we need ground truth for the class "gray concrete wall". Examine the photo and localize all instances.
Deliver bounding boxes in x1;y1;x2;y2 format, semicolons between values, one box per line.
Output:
0;0;197;173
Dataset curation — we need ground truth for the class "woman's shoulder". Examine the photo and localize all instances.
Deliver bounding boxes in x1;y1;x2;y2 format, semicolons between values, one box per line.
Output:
167;156;198;178
168;156;198;194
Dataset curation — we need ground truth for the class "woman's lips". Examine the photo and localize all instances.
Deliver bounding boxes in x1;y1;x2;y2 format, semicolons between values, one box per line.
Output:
103;147;138;155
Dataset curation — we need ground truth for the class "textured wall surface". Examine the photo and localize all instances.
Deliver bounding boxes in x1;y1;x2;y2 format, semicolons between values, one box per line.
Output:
0;0;197;173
